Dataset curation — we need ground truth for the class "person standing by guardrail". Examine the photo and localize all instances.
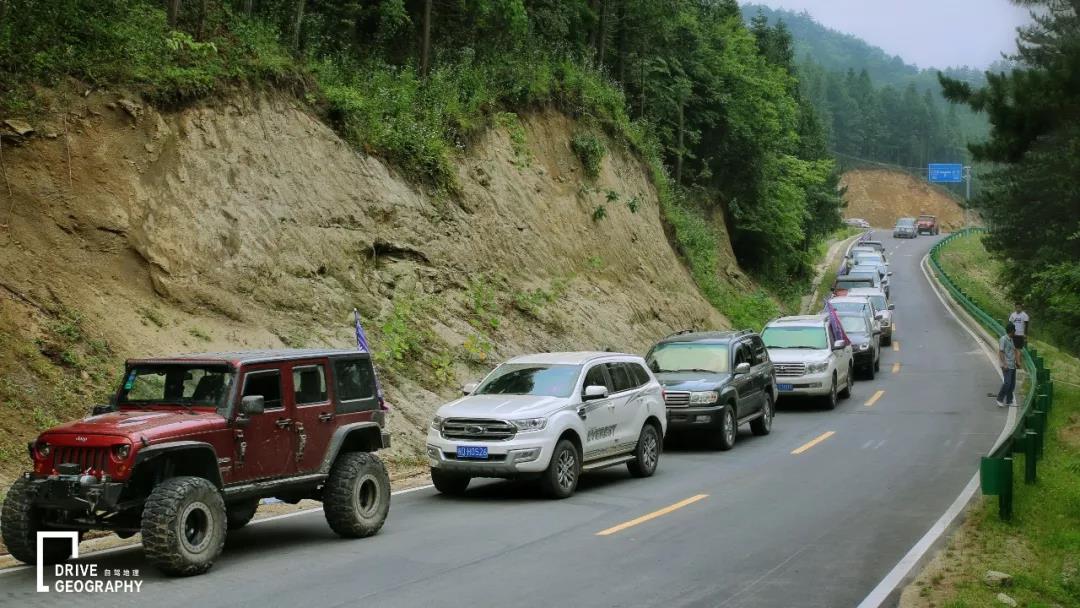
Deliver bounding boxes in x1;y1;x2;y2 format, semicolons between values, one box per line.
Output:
997;322;1022;407
1009;302;1030;349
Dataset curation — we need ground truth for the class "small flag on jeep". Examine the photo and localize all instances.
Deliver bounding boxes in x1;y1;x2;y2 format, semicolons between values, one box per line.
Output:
354;309;388;409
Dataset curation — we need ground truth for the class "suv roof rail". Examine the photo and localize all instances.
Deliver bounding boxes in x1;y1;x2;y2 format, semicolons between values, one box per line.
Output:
665;329;696;338
732;328;754;338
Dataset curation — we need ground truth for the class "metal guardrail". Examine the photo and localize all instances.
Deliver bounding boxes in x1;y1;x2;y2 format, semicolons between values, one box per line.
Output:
927;228;1055;520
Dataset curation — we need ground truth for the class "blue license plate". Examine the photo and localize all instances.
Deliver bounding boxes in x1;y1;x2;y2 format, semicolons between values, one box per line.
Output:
777;384;794;392
456;446;488;460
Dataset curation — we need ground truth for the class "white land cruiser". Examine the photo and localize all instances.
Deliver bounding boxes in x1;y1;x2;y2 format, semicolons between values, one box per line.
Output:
761;315;855;410
427;352;667;498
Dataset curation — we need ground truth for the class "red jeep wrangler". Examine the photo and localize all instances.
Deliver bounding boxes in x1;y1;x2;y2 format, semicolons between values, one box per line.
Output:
1;349;391;575
916;214;939;235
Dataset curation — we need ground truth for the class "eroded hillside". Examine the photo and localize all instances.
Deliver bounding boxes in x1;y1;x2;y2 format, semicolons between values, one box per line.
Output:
0;92;730;485
841;168;967;229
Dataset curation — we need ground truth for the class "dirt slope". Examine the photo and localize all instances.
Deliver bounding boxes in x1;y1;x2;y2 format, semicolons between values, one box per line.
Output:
841;168;967;230
0;92;728;485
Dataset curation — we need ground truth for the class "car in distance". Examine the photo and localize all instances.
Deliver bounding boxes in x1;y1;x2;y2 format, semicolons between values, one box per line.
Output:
845;288;894;345
894;217;917;238
646;330;776;451
761;315;854;409
832;271;881;296
916;214;940;235
836;312;882;378
427;352;666;499
1;349;392;575
844;218;871;228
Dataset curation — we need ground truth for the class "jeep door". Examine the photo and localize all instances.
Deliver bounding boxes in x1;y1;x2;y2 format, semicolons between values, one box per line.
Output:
605;362;646;455
234;366;296;481
578;363;618;460
285;359;336;474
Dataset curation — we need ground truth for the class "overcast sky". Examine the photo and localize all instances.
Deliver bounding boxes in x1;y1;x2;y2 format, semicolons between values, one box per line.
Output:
751;1;1034;69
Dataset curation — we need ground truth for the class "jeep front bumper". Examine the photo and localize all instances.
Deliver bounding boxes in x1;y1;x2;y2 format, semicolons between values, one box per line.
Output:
27;474;125;511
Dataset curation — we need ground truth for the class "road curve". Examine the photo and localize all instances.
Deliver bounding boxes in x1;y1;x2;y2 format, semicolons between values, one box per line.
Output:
0;232;1007;608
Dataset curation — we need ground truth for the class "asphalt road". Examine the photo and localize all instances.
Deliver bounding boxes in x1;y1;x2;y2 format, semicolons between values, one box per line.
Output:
0;231;1007;608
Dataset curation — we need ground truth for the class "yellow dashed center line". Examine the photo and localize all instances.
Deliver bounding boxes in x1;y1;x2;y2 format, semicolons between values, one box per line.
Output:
892;362;901;374
892;341;900;352
596;494;709;536
865;389;885;407
791;431;836;455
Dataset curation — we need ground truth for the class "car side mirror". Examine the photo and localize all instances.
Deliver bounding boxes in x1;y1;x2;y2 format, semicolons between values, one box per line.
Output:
240;395;265;416
833;340;847;350
582;385;609;401
873;328;882;336
462;382;479;395
734;362;751;375
888;303;895;310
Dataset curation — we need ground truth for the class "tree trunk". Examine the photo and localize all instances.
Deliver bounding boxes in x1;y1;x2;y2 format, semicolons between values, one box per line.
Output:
243;0;254;16
420;0;432;78
615;1;627;84
588;0;600;55
596;0;608;67
675;101;684;185
166;0;181;27
292;0;305;52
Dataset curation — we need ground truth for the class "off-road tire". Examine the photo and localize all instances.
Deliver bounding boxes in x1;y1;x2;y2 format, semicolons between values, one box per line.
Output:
751;395;774;436
839;365;853;399
540;439;580;499
627;424;661;478
225;498;260;530
708;405;737;451
141;476;227;576
1;477;75;565
430;468;471;495
323;452;391;538
824;376;839;410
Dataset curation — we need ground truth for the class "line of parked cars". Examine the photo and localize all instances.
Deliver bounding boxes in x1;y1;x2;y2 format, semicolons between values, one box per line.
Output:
894;214;938;238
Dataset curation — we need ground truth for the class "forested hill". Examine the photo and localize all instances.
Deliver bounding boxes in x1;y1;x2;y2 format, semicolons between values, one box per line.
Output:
742;3;992;182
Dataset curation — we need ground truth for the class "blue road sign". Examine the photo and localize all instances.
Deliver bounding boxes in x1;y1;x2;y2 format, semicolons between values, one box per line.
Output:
928;163;964;183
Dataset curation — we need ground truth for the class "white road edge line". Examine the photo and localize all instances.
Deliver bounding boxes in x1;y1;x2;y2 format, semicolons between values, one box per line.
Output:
0;483;435;576
855;249;1015;608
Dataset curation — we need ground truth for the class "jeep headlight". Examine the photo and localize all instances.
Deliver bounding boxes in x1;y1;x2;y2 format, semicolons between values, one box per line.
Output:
35;441;50;458
112;443;131;460
806;361;829;374
430;415;444;431
689;391;719;405
510;417;547;432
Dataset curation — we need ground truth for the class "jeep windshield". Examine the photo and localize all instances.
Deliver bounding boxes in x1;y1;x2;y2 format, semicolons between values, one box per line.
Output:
647;342;729;374
118;364;235;409
475;363;580;398
761;326;828;350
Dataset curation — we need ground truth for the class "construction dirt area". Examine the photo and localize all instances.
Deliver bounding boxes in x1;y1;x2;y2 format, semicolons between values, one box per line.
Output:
841;168;968;230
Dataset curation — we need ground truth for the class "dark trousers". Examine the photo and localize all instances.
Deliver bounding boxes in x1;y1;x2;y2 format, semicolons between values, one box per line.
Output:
1013;335;1027;349
998;368;1017;405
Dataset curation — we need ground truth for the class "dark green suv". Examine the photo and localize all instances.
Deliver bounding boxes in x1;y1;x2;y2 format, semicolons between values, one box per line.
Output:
645;330;777;450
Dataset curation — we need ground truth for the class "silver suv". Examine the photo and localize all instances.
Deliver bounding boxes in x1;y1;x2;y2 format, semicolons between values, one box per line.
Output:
761;315;855;410
427;352;667;498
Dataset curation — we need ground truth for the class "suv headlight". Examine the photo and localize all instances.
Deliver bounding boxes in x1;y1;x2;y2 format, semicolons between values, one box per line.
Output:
806;361;829;374
430;415;444;430
858;343;871;351
510;418;547;432
689;391;719;405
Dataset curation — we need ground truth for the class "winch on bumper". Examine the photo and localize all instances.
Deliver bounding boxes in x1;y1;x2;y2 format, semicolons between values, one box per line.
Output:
27;463;125;512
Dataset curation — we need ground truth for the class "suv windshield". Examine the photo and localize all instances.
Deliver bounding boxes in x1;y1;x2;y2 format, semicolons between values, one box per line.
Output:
868;295;888;311
119;365;235;408
475;363;581;397
830;301;869;315
762;326;827;350
840;315;870;335
647;342;729;374
897;218;915;227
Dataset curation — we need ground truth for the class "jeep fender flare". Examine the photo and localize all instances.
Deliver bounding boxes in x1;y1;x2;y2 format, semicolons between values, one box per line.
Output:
132;441;223;488
318;422;388;474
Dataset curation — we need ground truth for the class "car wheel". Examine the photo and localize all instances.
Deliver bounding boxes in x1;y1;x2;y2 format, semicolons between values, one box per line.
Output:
708;405;737;451
874;352;881;372
1;477;77;565
627;424;661;478
750;395;774;436
541;439;580;499
141;476;227;576
430;468;471;495
323;452;391;538
866;360;876;380
225;498;260;530
824;375;838;410
838;365;853;399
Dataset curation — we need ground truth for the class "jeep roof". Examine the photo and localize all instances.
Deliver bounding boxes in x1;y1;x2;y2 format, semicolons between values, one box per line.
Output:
126;348;370;367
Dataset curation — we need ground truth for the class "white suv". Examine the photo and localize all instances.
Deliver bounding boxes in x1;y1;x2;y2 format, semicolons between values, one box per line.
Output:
427;352;667;498
761;315;854;410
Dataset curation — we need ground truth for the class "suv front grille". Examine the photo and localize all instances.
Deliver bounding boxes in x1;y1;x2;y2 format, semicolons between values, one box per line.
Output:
441;419;517;442
774;363;807;377
51;446;110;474
664;391;691;407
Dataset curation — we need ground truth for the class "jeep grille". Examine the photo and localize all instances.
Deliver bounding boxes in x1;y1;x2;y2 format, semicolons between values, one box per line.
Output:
774;363;807;377
664;391;691;407
441;419;516;442
51;446;110;475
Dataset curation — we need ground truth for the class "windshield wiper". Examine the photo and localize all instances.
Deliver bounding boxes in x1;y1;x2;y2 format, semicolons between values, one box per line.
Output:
670;368;721;373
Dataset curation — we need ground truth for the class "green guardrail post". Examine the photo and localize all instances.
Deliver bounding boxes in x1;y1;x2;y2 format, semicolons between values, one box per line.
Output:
1000;457;1014;521
1024;430;1037;483
1032;410;1047;459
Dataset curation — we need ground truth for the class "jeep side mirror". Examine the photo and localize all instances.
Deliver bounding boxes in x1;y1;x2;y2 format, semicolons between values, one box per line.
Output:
833;340;847;350
240;395;265;416
582;385;608;401
462;382;479;395
887;271;894;276
734;362;751;375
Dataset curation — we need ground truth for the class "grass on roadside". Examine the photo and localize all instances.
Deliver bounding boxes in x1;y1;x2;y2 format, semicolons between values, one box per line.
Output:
907;231;1080;608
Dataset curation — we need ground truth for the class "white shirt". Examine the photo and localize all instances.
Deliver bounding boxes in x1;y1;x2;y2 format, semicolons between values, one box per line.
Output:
1009;311;1030;336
